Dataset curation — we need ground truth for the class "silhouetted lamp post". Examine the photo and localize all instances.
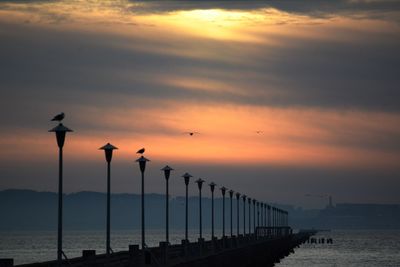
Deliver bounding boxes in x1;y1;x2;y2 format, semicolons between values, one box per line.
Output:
209;182;216;238
229;190;234;237
260;203;263;227
257;201;260;228
195;178;205;239
248;198;251;234
49;123;73;266
253;199;256;234
264;203;267;227
99;143;118;256
242;195;246;235
271;207;274;235
136;155;150;249
268;205;271;230
220;186;227;237
285;212;289;227
182;173;192;241
235;192;240;236
273;207;276;235
161;165;174;244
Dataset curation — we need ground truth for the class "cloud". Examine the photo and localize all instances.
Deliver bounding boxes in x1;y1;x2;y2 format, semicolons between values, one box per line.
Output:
0;0;399;206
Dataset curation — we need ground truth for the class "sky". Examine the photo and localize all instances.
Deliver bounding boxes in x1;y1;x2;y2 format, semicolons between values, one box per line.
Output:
0;0;399;208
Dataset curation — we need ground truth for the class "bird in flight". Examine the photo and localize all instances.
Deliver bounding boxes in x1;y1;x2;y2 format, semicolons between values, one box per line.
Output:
183;132;200;136
51;112;65;122
136;148;145;154
255;130;263;134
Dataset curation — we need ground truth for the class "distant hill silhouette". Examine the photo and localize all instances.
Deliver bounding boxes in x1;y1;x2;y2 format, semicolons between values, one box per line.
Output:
1;190;399;230
0;189;229;231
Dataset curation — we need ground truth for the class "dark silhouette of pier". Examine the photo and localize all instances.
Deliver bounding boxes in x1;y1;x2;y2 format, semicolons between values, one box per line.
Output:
0;116;318;267
1;228;316;267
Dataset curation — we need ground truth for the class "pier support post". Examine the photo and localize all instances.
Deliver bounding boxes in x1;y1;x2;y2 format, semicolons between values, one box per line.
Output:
212;237;218;252
0;259;13;267
159;241;168;265
181;239;189;258
129;244;140;257
82;250;96;259
82;250;96;267
198;237;204;256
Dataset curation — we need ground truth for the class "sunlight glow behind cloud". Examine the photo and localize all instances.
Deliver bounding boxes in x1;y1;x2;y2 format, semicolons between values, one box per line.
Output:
0;0;399;205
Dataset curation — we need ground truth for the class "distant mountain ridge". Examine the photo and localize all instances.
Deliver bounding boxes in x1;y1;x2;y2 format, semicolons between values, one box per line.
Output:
0;189;227;231
1;190;399;231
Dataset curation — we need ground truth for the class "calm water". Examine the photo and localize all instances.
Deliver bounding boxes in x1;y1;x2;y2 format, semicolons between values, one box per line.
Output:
0;229;212;265
1;229;400;266
276;230;400;267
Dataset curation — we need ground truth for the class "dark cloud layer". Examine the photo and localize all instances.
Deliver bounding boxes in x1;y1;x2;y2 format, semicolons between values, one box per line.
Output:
131;0;400;18
0;0;399;207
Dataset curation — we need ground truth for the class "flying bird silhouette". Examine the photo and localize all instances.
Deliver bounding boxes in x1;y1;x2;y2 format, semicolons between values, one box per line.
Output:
183;132;200;136
255;131;263;134
136;148;145;154
51;112;65;122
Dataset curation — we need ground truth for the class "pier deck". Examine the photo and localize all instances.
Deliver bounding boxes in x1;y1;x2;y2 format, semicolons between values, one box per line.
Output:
2;228;316;267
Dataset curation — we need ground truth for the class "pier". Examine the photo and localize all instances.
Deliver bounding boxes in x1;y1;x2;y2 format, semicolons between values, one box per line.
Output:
1;228;316;267
0;121;317;267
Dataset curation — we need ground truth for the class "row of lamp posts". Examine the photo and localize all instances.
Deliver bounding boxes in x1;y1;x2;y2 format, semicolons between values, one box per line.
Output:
49;122;289;266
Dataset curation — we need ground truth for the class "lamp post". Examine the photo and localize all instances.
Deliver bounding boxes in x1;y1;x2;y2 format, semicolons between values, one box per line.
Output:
136;155;150;249
209;182;216;239
271;207;275;235
220;187;227;237
195;178;205;239
252;199;256;234
268;205;271;236
248;198;251;234
229;190;234;237
278;209;281;236
260;203;263;227
242;195;246;235
161;165;174;244
49;122;73;266
273;207;276;236
257;202;260;228
264;203;267;227
235;192;240;236
99;143;118;256
182;173;192;241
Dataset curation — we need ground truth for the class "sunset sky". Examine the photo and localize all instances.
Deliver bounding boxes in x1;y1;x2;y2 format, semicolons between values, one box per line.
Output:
0;0;399;208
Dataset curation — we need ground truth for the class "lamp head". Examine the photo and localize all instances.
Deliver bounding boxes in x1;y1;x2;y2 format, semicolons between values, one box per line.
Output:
136;156;150;173
182;172;192;185
161;165;174;180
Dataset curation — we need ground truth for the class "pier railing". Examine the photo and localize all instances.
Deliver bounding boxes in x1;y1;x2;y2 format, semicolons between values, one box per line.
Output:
1;226;309;267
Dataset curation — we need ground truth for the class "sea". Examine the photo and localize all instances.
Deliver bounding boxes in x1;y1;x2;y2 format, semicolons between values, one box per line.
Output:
1;229;400;266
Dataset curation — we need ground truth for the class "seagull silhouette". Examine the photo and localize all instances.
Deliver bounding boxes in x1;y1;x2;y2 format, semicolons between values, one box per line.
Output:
136;148;145;154
255;131;263;134
183;132;200;136
51;112;65;122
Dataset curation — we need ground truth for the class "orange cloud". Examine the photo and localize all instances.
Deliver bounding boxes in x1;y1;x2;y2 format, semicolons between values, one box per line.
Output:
1;103;399;171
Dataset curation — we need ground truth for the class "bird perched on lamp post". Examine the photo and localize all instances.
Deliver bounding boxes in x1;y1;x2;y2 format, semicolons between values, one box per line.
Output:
51;112;65;122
